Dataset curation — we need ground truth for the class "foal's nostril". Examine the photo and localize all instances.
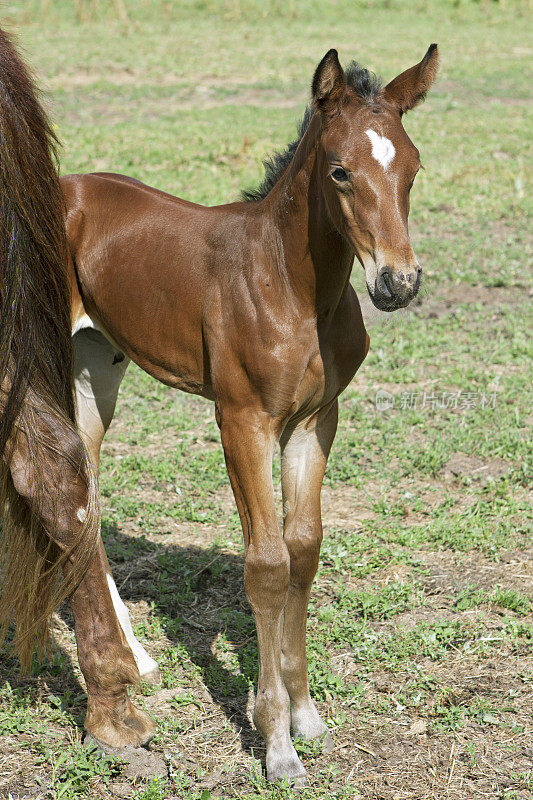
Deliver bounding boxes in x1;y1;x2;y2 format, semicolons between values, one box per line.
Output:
380;267;392;296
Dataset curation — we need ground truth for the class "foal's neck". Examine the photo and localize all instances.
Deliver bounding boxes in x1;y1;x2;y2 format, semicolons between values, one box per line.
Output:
265;113;354;316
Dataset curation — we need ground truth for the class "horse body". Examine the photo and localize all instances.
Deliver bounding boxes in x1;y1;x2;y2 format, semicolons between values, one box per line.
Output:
1;36;439;786
64;154;370;781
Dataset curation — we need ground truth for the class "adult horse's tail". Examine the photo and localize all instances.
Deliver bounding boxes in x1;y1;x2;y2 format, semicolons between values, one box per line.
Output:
0;28;99;671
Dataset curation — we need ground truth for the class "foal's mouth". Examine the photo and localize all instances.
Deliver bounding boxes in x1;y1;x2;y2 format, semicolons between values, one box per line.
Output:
366;276;422;312
367;287;419;312
365;262;423;312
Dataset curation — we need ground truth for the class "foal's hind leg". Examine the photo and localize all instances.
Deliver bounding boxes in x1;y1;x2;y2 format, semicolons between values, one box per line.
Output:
8;415;154;747
73;327;160;681
280;402;338;747
69;539;156;748
73;327;128;469
71;328;159;745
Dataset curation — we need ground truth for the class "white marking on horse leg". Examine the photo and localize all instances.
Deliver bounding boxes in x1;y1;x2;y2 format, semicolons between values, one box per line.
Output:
72;313;97;336
281;426;311;513
106;573;159;679
365;128;395;169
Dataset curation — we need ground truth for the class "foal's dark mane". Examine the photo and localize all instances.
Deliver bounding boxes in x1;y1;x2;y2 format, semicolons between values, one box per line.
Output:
242;61;382;202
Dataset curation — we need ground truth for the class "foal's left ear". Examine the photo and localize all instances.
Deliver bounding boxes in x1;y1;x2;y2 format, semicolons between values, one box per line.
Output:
382;44;439;115
312;49;346;115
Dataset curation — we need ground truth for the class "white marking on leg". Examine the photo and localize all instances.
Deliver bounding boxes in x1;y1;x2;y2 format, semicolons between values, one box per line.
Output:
72;313;97;336
281;426;311;502
365;129;395;169
106;573;159;678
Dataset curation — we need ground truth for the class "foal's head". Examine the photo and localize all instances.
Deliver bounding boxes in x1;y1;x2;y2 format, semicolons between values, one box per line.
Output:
313;45;439;311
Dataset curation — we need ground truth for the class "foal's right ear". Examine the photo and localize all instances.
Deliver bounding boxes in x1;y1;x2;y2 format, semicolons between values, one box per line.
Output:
312;49;346;115
382;44;439;115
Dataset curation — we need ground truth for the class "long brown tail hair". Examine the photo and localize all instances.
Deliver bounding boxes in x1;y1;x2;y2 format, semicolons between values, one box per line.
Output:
0;28;99;671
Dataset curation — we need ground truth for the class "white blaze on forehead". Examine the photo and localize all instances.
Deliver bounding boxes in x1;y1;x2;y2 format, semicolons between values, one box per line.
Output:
106;573;159;678
365;128;396;170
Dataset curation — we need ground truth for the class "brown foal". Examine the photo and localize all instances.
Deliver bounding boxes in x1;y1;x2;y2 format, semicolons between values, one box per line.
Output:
1;37;439;785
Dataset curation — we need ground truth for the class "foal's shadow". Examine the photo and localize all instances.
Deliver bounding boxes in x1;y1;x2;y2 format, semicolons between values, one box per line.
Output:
103;520;262;754
107;519;264;756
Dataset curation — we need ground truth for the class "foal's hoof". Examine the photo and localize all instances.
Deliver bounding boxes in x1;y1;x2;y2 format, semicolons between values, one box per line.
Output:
86;697;156;749
291;703;334;752
291;774;309;790
266;750;307;787
139;667;162;685
124;702;156;746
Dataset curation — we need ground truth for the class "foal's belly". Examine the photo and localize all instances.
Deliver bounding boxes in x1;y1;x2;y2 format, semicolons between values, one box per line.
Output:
73;296;215;400
73;276;215;399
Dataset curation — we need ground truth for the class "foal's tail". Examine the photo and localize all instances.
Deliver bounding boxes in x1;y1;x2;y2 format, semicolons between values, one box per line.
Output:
0;28;99;670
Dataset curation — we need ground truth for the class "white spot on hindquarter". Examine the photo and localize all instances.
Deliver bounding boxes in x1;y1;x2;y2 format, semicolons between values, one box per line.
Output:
365;128;395;170
106;573;159;678
77;507;87;523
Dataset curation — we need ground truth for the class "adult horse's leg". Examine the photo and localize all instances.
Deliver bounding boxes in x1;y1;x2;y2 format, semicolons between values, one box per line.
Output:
70;328;159;745
217;406;307;785
279;402;338;747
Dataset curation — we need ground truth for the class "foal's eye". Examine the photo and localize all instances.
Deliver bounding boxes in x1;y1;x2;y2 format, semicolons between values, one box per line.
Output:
331;167;349;183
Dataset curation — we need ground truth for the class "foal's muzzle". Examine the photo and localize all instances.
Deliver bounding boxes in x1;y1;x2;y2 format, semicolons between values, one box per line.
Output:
369;264;422;312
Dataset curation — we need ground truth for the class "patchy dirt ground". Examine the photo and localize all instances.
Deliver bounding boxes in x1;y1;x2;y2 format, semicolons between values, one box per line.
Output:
1;284;531;800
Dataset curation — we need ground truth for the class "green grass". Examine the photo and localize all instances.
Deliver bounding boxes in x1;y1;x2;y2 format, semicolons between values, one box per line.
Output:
0;1;531;798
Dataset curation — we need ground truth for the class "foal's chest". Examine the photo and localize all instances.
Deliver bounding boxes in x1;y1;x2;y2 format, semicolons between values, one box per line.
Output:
289;306;369;419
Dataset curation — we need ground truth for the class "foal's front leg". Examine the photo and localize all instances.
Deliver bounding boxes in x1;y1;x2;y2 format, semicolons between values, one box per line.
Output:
218;407;307;785
280;402;338;746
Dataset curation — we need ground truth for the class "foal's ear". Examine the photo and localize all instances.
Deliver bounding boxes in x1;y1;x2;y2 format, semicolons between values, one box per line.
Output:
382;44;439;115
312;49;346;115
